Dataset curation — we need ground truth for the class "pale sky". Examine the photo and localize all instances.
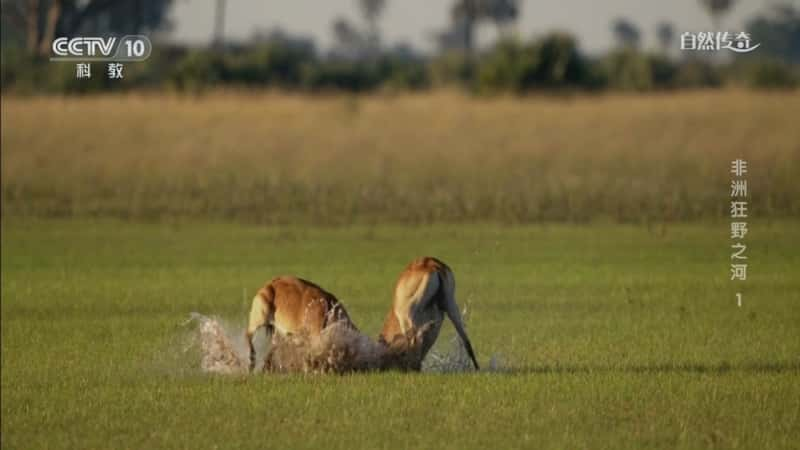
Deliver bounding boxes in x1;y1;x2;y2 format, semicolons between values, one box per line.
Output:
166;0;779;54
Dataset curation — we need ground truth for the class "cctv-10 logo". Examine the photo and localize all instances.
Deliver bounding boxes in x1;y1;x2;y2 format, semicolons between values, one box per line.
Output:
50;35;152;61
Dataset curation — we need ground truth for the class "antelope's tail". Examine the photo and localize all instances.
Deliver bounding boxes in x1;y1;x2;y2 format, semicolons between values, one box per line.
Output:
438;266;480;370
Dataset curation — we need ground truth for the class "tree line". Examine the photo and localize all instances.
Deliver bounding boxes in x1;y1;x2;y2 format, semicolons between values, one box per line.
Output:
1;0;798;93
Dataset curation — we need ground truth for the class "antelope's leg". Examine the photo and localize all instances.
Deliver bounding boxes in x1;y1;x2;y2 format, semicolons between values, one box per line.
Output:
438;268;479;370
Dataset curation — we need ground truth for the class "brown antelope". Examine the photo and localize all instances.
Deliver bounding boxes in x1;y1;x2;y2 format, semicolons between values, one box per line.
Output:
246;276;356;372
379;257;479;370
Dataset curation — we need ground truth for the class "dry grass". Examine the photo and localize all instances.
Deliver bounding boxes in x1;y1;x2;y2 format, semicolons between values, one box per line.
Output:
2;90;798;223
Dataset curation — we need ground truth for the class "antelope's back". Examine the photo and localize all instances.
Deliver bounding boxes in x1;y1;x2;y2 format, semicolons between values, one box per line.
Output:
268;276;343;334
381;256;450;340
393;256;449;302
404;256;448;275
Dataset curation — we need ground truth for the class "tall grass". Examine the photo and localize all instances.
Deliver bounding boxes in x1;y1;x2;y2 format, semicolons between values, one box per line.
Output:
2;90;798;223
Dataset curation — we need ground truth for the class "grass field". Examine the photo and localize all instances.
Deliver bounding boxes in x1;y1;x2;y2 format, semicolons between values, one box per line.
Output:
2;88;799;448
2;219;798;449
3;90;799;223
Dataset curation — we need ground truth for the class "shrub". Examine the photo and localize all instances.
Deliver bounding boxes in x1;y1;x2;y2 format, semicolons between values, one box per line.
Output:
302;61;380;92
225;44;313;87
429;52;473;87
477;39;537;92
743;59;798;89
673;59;723;88
599;49;654;91
477;33;590;93
168;51;228;92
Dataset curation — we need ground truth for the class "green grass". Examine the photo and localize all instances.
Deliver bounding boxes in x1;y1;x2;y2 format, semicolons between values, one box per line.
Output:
2;220;800;449
2;220;799;449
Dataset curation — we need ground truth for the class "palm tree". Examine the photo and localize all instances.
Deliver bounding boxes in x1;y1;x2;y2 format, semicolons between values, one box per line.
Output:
612;18;641;49
213;0;226;48
450;0;521;58
358;0;387;56
700;0;735;30
656;21;675;54
451;0;478;59
484;0;520;37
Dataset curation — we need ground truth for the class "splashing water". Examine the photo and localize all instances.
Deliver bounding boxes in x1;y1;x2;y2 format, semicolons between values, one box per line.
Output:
422;305;506;373
422;336;476;372
183;310;504;375
264;321;391;374
184;312;248;374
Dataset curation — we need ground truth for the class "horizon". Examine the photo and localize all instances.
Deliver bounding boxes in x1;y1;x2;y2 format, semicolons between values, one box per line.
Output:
165;0;776;54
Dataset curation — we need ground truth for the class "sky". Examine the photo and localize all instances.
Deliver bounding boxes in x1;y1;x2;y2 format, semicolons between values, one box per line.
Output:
165;0;778;54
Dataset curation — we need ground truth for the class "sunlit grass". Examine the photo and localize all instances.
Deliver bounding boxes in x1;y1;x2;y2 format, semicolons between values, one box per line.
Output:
2;220;798;449
3;90;798;223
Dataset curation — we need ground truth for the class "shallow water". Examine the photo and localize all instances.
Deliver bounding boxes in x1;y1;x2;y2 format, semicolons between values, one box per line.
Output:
184;312;499;374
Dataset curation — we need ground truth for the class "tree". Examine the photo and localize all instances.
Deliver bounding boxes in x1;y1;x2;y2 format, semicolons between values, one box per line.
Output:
450;0;477;58
449;0;521;57
212;0;226;48
483;0;519;36
1;0;61;54
746;2;800;64
432;18;469;52
249;26;316;55
700;0;736;30
0;0;174;56
612;18;641;49
359;0;387;45
331;16;365;60
656;21;675;54
327;0;388;60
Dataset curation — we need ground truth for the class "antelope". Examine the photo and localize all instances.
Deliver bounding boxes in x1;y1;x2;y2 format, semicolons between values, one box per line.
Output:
246;276;356;372
379;257;479;370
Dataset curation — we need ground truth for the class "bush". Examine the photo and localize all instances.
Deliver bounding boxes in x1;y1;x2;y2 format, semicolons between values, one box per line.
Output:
477;39;537;92
301;61;380;92
1;48;107;94
599;49;654;91
596;51;724;91
673;59;723;88
378;57;429;90
0;35;793;95
532;32;590;87
649;54;679;88
743;60;798;89
225;43;313;87
429;52;473;87
169;51;228;92
477;33;590;93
